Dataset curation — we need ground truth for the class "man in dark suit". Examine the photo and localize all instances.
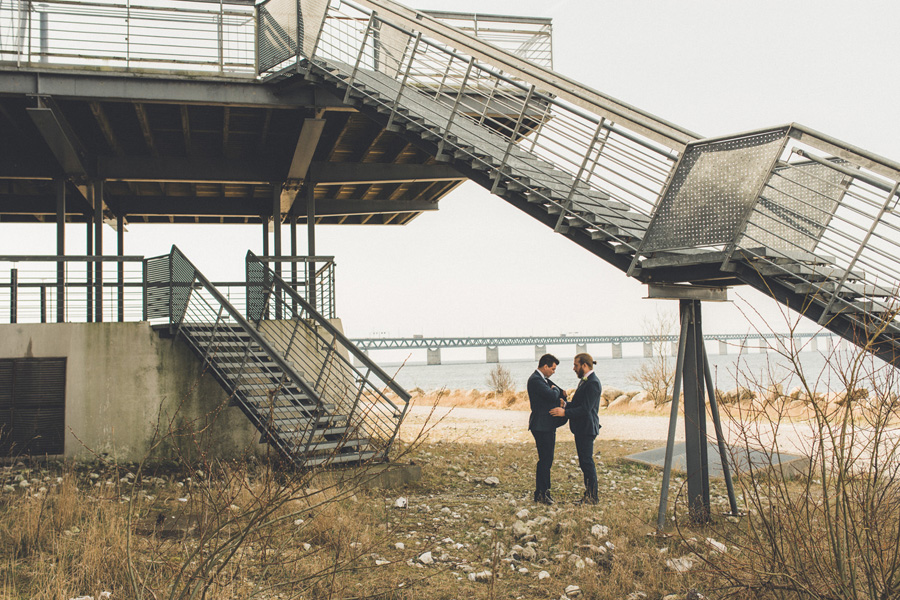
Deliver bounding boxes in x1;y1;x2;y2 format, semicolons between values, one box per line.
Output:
551;352;602;504
527;353;567;505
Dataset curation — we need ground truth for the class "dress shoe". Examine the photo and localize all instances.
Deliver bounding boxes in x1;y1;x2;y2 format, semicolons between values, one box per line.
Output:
576;492;598;506
534;491;554;505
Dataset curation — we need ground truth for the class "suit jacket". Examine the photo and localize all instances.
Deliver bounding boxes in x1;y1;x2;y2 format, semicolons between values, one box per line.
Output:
564;371;602;437
527;370;567;431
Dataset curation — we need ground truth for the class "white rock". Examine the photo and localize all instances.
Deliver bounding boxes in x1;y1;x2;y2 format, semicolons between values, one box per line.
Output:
418;551;434;565
302;543;312;551
100;593;112;600
394;497;408;509
375;559;390;566
395;542;405;550
2;485;14;492
18;480;30;488
590;524;609;539
512;520;531;537
605;540;616;551
565;584;583;598
293;518;304;526
705;537;727;554
516;508;530;519
538;570;551;580
521;546;537;561
441;507;451;513
666;556;695;572
468;570;493;582
625;593;648;600
484;476;500;486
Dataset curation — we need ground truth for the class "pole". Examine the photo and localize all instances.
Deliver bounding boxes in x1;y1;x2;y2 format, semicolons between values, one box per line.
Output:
306;182;316;309
56;178;65;323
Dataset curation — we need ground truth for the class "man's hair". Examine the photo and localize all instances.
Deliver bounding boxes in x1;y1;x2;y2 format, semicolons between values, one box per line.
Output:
538;353;559;368
574;352;596;368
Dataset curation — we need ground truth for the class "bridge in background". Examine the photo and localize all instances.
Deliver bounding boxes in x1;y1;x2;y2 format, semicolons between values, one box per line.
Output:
349;332;838;364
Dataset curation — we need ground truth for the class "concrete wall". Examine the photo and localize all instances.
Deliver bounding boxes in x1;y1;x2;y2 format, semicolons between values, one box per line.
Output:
0;322;267;462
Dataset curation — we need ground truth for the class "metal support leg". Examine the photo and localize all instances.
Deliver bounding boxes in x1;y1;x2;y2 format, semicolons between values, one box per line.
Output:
55;178;65;323
701;344;739;516
290;212;298;314
273;183;282;320
94;181;103;323
682;299;710;523
657;305;689;531
306;183;316;310
86;215;93;322
117;214;124;322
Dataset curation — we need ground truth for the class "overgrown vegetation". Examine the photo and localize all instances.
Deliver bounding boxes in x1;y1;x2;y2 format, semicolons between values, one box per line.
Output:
628;309;677;407
486;363;515;395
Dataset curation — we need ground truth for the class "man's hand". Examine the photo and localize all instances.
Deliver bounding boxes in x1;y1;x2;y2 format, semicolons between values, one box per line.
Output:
549;407;565;417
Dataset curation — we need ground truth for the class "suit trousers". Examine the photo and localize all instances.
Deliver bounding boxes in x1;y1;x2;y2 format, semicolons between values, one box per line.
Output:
574;434;598;498
531;430;556;495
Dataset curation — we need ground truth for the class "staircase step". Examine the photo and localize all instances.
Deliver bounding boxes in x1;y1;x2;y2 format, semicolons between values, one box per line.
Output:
301;450;378;467
757;264;865;281
790;281;890;298
291;437;369;453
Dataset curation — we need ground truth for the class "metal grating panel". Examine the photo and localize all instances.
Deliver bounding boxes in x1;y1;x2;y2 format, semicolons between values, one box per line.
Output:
145;255;171;320
170;249;196;323
641;128;788;252
258;0;299;72
245;259;271;323
300;0;330;59
0;358;66;456
741;159;849;253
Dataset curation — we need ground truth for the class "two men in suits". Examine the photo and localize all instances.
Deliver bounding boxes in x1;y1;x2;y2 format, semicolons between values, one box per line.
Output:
551;352;602;505
527;353;567;505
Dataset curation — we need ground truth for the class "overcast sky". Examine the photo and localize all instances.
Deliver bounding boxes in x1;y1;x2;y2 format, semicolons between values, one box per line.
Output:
4;0;899;339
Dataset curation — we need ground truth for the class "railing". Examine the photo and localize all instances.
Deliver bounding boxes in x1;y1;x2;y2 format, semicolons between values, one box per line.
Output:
0;0;256;74
147;246;331;462
246;250;409;455
635;124;900;332
0;255;145;324
254;255;336;319
306;0;690;253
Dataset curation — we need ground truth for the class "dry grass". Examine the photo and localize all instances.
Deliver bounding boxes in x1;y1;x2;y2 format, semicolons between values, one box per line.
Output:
0;439;742;600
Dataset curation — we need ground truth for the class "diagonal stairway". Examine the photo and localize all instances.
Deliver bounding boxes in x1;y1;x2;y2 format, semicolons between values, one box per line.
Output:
147;246;409;467
278;0;900;366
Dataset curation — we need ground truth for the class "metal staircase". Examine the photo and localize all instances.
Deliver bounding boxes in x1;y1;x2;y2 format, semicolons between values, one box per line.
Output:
268;0;900;366
146;246;409;467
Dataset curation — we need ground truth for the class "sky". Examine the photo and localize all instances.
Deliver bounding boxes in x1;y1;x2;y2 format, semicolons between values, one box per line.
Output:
4;0;900;341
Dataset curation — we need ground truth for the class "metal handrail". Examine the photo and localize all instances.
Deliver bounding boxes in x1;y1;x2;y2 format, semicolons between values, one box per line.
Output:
247;250;408;404
168;246;325;412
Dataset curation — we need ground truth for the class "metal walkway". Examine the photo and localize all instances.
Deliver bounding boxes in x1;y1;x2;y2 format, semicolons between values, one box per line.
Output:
277;0;900;366
147;246;409;467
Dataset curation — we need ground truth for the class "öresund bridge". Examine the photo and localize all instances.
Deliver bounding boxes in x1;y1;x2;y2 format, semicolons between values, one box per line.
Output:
348;332;839;364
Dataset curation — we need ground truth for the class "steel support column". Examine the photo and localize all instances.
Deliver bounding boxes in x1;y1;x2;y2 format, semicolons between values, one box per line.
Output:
273;183;282;320
306;183;316;309
94;181;103;323
681;299;709;523
117;214;124;322
55;178;65;323
86;211;93;322
290;212;298;313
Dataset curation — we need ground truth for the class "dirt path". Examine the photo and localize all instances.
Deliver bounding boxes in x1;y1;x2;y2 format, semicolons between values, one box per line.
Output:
399;404;846;458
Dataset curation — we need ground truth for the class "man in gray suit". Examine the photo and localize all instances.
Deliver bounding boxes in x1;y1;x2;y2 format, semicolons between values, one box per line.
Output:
527;353;567;505
551;352;602;504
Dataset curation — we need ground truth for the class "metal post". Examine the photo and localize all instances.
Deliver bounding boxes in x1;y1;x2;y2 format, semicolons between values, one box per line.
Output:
701;344;739;516
55;178;65;323
682;299;710;523
261;217;269;320
39;11;48;63
656;305;689;531
273;183;282;319
290;212;298;313
142;259;148;322
344;13;376;104
86;214;93;322
40;286;46;323
117;214;124;322
306;182;316;310
94;181;103;323
10;269;17;324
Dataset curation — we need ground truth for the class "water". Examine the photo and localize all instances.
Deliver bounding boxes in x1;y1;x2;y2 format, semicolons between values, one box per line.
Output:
387;350;839;394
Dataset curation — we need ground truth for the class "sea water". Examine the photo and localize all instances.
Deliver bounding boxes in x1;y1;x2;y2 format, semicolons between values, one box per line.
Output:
385;348;851;394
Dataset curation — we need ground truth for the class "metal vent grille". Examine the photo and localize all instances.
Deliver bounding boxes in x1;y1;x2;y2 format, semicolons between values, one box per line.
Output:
641;128;788;252
0;358;66;456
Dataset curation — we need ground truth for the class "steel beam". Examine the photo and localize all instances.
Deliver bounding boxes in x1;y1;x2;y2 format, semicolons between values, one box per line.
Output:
0;69;337;109
281;118;327;216
97;156;283;183
310;162;465;185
